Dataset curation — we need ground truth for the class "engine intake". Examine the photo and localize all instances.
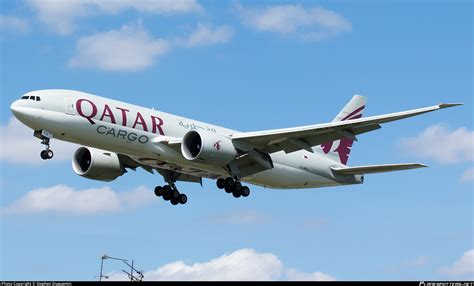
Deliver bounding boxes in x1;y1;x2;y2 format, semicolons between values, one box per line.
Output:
72;147;124;182
181;130;237;166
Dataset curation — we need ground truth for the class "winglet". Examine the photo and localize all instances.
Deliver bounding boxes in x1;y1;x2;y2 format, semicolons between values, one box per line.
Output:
439;103;463;109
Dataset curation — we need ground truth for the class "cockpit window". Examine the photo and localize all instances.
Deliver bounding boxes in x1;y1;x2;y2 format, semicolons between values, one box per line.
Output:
21;95;41;101
20;95;41;101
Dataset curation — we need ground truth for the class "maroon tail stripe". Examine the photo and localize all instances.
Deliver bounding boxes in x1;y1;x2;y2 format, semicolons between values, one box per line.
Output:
342;105;365;121
347;114;362;120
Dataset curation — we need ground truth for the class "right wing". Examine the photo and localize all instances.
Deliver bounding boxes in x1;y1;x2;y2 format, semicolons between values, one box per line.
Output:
230;103;462;154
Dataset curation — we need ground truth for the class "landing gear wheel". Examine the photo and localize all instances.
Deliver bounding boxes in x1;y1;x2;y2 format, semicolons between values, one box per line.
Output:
224;184;233;193
40;150;48;160
241;186;250;197
232;189;242;198
171;189;180;200
178;194;187;204
162;185;172;201
224;178;234;189
233;182;242;191
170;198;179;205
216;178;226;189
154;186;163;197
46;149;54;159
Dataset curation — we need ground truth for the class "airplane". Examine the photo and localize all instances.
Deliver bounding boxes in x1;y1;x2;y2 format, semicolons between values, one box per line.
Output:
10;90;461;206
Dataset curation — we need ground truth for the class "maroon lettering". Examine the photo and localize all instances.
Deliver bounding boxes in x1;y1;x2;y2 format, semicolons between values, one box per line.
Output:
132;112;148;131
76;99;97;124
116;107;129;127
100;104;116;124
151;115;165;135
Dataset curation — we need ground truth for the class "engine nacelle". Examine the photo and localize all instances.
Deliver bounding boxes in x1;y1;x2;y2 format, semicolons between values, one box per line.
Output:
72;147;124;182
181;130;237;166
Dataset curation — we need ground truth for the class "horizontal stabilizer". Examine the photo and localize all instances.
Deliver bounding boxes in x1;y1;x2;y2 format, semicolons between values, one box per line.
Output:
331;163;427;175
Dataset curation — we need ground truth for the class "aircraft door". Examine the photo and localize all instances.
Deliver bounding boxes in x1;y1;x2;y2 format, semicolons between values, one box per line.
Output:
65;98;75;115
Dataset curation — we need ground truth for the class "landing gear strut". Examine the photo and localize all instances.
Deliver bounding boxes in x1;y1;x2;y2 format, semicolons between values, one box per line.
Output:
35;130;54;160
216;178;251;198
154;184;187;205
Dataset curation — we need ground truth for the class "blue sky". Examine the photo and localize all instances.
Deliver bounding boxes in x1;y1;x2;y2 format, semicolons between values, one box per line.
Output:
0;0;473;281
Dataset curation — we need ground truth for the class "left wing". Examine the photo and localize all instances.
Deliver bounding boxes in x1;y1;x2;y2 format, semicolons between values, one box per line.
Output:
230;103;462;154
118;154;203;183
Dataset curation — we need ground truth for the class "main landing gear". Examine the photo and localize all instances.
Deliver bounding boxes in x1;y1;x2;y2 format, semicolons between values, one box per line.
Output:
36;130;54;160
154;177;249;206
216;178;250;198
154;184;188;206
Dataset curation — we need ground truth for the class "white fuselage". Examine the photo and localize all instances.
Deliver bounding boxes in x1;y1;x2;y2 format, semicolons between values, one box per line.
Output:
10;89;361;189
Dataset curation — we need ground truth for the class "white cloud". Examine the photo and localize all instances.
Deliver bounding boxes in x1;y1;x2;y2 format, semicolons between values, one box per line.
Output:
69;22;169;71
461;167;474;182
183;24;234;47
28;0;89;35
440;249;474;279
69;22;234;71
0;15;29;33
106;248;334;281
93;0;203;14
0;117;78;165
399;125;474;182
28;0;203;35
399;125;474;164
286;269;335;281
1;185;153;216
236;3;351;41
207;210;271;225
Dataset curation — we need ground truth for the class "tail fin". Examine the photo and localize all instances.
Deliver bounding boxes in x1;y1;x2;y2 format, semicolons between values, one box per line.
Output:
319;95;367;165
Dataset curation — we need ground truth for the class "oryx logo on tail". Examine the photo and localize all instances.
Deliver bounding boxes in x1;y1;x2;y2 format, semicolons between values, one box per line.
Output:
320;95;367;165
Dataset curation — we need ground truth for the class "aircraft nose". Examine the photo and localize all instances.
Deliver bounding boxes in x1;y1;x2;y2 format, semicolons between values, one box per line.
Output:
10;99;42;127
10;100;22;117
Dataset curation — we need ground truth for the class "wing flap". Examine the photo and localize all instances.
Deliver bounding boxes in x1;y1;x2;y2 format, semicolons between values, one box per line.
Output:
331;163;427;175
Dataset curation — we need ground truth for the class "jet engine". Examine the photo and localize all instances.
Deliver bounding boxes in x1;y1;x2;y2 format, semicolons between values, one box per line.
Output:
181;130;237;166
72;147;125;182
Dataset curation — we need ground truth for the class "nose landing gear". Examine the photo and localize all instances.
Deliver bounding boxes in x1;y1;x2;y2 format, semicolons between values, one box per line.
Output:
35;130;54;160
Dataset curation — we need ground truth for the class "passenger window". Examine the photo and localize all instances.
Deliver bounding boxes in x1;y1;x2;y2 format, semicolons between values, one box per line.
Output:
36;96;41;101
21;96;28;99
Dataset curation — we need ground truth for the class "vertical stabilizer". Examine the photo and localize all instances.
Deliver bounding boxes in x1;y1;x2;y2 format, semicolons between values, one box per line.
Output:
319;95;366;165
